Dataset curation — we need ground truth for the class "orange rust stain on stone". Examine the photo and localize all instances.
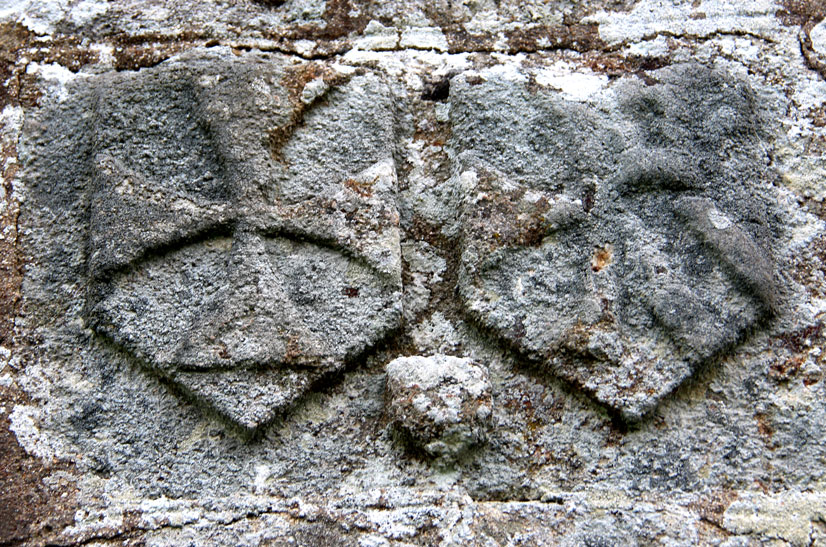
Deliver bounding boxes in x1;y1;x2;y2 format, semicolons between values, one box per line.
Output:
689;489;739;542
268;63;353;162
776;0;826;28
344;177;374;197
591;244;613;272
755;412;775;446
1;23;102;109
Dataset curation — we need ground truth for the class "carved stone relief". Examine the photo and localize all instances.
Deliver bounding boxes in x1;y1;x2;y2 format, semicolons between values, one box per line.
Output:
451;64;777;421
7;0;826;540
21;52;779;432
68;51;404;431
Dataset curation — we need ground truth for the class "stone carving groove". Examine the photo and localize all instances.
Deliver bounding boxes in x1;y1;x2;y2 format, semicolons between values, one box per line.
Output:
452;64;777;422
82;51;403;432
21;50;781;432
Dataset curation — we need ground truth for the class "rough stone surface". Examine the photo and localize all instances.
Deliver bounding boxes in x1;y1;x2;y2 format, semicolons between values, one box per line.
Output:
452;62;778;422
1;0;826;545
385;355;492;461
22;49;403;432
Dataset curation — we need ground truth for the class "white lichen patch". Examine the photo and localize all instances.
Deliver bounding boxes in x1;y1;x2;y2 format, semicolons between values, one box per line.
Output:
353;21;400;51
0;0;67;35
400;27;449;52
811;19;826;57
534;64;610;102
68;0;107;27
26;62;82;103
9;404;56;460
723;492;826;546
586;0;781;46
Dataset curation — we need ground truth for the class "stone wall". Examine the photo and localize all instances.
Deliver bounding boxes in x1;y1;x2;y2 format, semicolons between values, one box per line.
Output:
1;0;826;545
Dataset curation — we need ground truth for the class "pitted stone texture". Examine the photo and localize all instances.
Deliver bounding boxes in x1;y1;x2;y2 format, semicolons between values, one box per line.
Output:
24;49;403;432
452;63;778;422
385;355;493;461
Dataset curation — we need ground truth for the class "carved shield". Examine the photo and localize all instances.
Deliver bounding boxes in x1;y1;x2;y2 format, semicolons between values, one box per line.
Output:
81;51;403;431
451;64;776;421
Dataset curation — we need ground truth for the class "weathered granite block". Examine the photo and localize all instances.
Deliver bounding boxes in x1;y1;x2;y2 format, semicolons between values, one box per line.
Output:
22;49;404;432
452;63;778;422
3;1;825;543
